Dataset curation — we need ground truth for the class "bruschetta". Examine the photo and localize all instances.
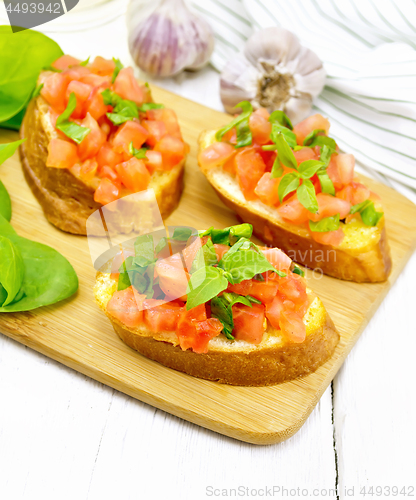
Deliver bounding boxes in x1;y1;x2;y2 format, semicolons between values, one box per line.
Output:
94;223;339;386
19;55;188;235
198;104;392;282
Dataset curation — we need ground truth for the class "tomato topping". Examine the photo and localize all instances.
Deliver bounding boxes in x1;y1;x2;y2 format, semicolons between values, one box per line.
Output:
145;150;163;172
115;157;151;192
100;165;119;184
351;182;370;205
156;253;189;300
80;74;111;87
249;280;279;304
293;114;330;145
182;236;209;271
52;55;81;71
310;228;344;246
80;158;98;181
89;56;116;76
213;244;229;262
232;303;265;344
142;120;167;147
41;73;69;112
260;247;292;271
46;138;79;169
78;113;106;160
66;80;93;118
114;67;145;105
279;307;306;343
112;121;149;154
308;193;351;222
147;108;182;139
235;148;266;200
94;178;119;204
254;172;280;206
335;154;355;185
249;111;272;145
154;135;187;169
254;107;270;120
265;292;285;329
293;147;317;164
277;194;310;224
107;286;146;328
85;87;109;121
144;300;184;332
278;275;308;314
177;304;221;353
198;141;235;170
97;143;123;169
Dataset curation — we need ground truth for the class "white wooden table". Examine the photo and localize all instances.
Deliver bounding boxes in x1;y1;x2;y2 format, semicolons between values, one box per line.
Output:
1;4;415;499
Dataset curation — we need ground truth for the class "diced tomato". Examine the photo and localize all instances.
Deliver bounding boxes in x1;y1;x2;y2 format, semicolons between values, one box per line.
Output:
232;303;265;344
254;107;270;120
335;154;355;185
293;114;330;145
115;157;151;192
279;307;306;343
107;287;146;328
62;66;91;82
277;194;310;224
249;280;279;304
222;128;237;144
144;300;184;332
192;318;223;353
235;148;266;200
336;185;353;203
249;111;272;145
260;247;292;271
156;253;189;300
114;67;145;105
308;193;351;222
223;154;236;174
177;305;221;353
145;150;163;172
89;56;116;76
80;158;98;180
227;279;252;296
293;147;317;165
52;55;80;71
80;74;111;87
327;156;343;189
182;236;209;271
256;147;275;172
66;80;93;118
213;244;229;262
78;113;106;160
265;292;285;329
278;275;308;314
97;143;124;169
154;135;188;170
99;165;119;184
85;87;109;121
94;178;120;205
198;141;236;170
351;182;370;205
146;108;182;139
310;228;344;246
41;73;69;112
112;121;149;154
254;173;280;206
46;138;79;169
142;120;167;147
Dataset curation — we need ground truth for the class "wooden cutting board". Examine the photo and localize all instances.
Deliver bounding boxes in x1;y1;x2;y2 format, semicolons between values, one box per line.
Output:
1;87;416;445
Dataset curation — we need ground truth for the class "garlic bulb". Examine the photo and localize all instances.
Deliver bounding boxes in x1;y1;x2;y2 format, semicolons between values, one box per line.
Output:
220;27;326;122
127;0;215;77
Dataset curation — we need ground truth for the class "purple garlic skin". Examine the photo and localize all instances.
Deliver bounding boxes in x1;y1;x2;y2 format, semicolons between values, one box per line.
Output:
128;0;214;78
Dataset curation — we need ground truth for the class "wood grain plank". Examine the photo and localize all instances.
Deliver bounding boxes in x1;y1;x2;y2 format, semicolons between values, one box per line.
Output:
1;89;416;444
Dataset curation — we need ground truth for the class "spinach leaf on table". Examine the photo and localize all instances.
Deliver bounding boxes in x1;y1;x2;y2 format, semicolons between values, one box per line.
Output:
0;180;11;221
0;26;63;127
0;235;24;306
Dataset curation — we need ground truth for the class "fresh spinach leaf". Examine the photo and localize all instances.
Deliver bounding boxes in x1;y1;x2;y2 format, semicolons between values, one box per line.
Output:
0;235;24;306
309;214;340;232
0;27;63;126
0;139;26;165
0;180;11;222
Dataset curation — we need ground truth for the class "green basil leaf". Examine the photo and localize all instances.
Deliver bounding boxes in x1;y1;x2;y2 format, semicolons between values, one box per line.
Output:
360;202;384;226
0;27;63;125
292;265;305;277
186;266;229;310
0;233;78;312
278;173;300;203
101;89;122;107
303;129;325;146
32;83;44;99
56;92;76;126
117;271;131;291
172;227;193;241
319;145;334;166
350;199;372;215
270;155;284;178
215;101;253;143
134;234;155;262
235;118;253;148
56;121;90;144
106;98;138;125
111;58;124;84
129;142;148;159
218;237;255;264
229;223;253;243
155;237;169;255
0;180;11;222
210;296;234;340
0;235;24;306
0;139;26;165
210;228;230;245
317;171;335;196
222;291;252;308
272;131;297;170
298;160;325;179
294;145;305;151
269;110;293;130
309;214;340;232
271;123;297;149
297;179;319;213
191;239;218;273
137;103;165;112
309;135;337;150
220;248;283;284
0;213;16;237
79;57;90;66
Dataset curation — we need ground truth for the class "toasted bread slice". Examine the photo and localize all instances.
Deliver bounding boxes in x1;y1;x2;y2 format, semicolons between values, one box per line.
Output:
198;130;392;282
94;272;339;386
19;92;185;235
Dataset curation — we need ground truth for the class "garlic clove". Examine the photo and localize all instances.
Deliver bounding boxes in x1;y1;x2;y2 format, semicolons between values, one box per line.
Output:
128;0;214;78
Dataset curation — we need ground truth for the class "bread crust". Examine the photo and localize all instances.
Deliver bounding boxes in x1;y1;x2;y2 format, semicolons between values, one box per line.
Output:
19;95;185;235
198;131;392;283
